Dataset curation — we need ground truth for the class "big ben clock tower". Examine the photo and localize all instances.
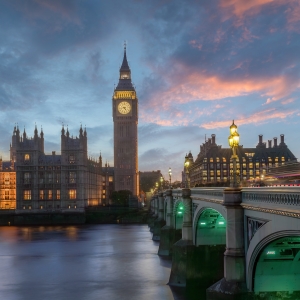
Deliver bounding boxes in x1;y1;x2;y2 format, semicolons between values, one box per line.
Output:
113;45;139;196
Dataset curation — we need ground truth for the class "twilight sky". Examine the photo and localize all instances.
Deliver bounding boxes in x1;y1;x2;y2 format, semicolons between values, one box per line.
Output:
0;0;300;181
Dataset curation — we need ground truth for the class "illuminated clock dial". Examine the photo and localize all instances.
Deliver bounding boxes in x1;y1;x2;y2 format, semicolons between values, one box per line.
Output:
118;101;131;114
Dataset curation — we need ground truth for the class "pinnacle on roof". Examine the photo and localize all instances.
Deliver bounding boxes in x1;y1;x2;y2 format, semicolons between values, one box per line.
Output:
120;42;130;71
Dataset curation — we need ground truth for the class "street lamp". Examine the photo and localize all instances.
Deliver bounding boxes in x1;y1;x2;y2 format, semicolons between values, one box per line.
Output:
184;154;190;188
168;167;172;188
228;120;240;188
155;182;158;192
160;176;163;191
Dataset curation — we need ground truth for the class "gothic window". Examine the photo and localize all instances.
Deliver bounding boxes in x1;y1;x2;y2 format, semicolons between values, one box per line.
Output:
5;191;9;200
255;162;260;168
210;158;213;162
216;157;220;162
39;190;44;200
69;155;75;164
69;189;76;199
24;154;30;161
249;163;253;168
222;157;226;162
275;157;279;162
56;190;61;200
24;190;31;200
243;163;246;168
24;172;31;184
56;173;61;183
5;176;10;185
48;190;52;200
69;172;76;184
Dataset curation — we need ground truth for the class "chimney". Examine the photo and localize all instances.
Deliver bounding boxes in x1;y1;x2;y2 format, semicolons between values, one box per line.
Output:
259;135;263;144
268;140;272;148
280;134;285;145
273;137;277;147
211;134;216;144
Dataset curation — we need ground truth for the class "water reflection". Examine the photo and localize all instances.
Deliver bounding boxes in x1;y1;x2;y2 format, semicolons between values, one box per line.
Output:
0;225;191;300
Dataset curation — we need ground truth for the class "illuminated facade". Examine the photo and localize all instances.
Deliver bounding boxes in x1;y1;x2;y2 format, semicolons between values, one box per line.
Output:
189;134;297;187
12;125;103;211
112;46;139;196
0;160;16;209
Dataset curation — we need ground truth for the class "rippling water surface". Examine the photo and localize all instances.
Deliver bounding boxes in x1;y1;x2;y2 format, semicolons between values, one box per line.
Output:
0;225;190;300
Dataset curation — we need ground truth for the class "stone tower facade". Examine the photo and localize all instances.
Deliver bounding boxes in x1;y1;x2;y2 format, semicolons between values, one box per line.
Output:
113;46;139;196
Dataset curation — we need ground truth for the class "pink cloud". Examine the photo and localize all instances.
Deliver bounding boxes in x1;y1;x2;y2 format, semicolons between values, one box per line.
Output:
201;108;297;129
220;0;275;18
219;0;300;31
146;65;297;111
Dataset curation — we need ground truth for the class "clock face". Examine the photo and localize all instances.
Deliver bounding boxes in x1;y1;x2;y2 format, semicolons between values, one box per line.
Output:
118;101;131;114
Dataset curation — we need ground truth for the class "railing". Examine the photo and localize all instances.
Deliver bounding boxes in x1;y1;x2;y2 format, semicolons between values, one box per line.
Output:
241;187;300;208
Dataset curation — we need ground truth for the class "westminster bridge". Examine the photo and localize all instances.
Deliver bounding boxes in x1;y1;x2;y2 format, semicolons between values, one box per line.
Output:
149;187;300;299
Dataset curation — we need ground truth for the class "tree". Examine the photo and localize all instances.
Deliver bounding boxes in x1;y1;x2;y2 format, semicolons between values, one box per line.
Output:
111;190;132;206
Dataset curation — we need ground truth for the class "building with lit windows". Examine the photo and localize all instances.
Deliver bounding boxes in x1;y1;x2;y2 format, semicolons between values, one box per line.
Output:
0;160;16;209
11;125;103;211
188;134;297;187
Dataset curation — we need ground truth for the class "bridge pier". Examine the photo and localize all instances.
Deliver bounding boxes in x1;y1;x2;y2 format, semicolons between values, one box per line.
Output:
207;188;248;300
169;188;200;287
158;189;181;256
152;192;166;241
149;196;158;233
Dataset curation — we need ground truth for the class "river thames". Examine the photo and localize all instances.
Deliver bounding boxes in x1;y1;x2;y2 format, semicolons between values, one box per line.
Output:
0;224;203;300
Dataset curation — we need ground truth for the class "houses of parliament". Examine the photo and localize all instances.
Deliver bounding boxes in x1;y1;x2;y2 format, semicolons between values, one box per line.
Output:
0;46;139;211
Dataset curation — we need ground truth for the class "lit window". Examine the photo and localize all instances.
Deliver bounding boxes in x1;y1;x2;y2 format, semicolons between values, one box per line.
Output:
210;158;213;162
222;157;226;162
281;157;285;162
249;163;253;168
255;162;260;168
5;176;10;185
109;176;113;182
69;189;76;199
24;154;30;161
275;157;279;162
40;205;43;209
48;190;52;200
40;190;44;200
57;190;61;200
24;190;31;200
5;191;9;200
28;206;32;210
216;157;220;162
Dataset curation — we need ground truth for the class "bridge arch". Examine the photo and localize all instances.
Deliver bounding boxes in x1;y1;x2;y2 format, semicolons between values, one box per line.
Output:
173;199;184;229
193;206;226;246
247;215;300;292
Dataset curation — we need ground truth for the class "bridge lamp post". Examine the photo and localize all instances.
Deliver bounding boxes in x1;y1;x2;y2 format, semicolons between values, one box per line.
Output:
184;154;190;188
168;167;172;188
160;176;163;191
228;120;240;188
